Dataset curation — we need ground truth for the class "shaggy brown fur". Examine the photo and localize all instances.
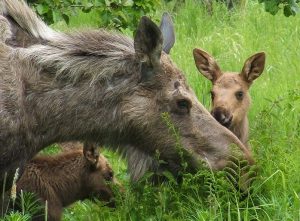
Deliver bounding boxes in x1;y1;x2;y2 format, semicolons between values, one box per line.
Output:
193;48;266;147
0;0;253;192
15;142;118;221
59;141;86;152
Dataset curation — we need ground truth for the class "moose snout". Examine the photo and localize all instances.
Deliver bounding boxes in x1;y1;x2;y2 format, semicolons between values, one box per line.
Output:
211;107;232;128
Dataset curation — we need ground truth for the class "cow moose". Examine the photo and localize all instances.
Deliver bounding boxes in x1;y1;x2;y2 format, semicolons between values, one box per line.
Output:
193;48;266;147
0;0;253;193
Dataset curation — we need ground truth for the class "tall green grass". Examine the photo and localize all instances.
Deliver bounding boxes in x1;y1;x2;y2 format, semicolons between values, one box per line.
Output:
3;1;299;220
171;2;300;220
171;1;300;220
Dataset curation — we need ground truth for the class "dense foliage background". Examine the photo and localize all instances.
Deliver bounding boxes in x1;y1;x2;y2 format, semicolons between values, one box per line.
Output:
27;0;161;30
27;0;299;28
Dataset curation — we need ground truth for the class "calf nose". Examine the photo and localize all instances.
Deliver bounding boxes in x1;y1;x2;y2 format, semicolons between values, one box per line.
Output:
221;114;232;128
211;107;232;128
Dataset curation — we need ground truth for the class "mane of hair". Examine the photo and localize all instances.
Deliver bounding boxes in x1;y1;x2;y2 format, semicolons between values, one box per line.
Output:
19;29;138;85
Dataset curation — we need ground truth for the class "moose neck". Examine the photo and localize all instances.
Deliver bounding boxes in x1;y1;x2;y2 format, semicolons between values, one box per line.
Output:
0;33;141;170
15;52;140;149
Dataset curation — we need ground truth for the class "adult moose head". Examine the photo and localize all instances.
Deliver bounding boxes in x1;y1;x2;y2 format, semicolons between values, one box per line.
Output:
193;48;266;146
0;0;253;191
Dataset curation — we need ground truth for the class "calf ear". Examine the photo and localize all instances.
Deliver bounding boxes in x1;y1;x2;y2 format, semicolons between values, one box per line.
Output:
241;52;266;84
159;12;175;54
83;142;99;166
134;16;162;81
193;48;222;83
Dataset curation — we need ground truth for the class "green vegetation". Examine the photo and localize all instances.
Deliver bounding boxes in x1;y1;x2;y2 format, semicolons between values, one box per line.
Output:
259;0;299;17
28;0;160;31
2;0;300;220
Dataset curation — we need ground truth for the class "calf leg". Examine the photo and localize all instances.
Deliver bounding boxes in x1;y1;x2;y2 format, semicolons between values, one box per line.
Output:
31;201;62;221
47;202;63;221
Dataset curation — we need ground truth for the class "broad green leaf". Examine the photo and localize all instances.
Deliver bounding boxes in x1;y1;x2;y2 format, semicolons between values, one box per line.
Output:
36;4;49;15
264;0;280;15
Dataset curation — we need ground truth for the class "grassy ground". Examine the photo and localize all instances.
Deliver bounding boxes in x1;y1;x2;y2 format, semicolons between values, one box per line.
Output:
2;0;300;220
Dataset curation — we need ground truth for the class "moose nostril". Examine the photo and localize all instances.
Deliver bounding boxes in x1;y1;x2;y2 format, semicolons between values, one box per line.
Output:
212;108;232;128
224;115;232;124
220;113;226;121
222;115;232;128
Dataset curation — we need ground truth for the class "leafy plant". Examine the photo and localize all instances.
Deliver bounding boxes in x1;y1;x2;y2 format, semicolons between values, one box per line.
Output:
27;0;80;25
2;211;31;221
16;191;44;219
28;0;160;31
258;0;300;16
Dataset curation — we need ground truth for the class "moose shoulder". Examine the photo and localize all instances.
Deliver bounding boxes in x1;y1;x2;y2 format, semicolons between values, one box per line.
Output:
0;0;253;191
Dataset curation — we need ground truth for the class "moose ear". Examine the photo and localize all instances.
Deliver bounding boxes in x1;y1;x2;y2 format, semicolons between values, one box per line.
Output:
241;52;266;84
83;141;99;166
134;16;162;80
193;48;222;83
159;12;175;54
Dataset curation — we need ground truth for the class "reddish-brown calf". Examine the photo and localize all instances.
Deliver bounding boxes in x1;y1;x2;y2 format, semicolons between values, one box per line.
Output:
193;48;266;147
15;142;119;221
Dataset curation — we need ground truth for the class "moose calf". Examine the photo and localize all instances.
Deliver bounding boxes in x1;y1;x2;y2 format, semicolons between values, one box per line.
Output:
193;48;266;147
15;142;118;221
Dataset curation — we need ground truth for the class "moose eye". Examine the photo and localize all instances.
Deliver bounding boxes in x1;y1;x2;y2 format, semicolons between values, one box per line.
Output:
210;91;215;100
176;99;191;114
235;91;244;100
177;100;189;109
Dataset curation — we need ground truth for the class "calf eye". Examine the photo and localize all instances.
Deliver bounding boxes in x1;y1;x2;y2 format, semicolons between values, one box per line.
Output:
235;91;244;100
104;171;114;182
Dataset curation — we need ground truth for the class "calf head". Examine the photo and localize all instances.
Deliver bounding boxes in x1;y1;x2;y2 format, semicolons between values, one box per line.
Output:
83;142;119;206
193;48;265;129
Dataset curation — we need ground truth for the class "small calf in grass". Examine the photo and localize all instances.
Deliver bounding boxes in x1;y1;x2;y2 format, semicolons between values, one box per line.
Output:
15;142;119;221
193;48;266;147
